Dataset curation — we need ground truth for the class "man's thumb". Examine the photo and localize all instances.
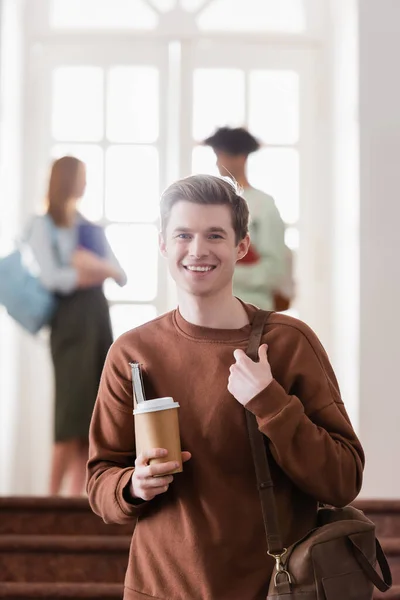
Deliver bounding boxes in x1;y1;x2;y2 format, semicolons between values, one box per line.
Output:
233;348;247;362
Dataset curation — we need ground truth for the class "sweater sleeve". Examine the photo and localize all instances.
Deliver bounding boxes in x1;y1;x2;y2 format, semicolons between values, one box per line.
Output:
28;216;78;294
245;323;364;507
86;340;147;524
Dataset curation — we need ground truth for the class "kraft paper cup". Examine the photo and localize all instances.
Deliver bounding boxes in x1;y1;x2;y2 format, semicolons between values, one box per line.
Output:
133;397;182;475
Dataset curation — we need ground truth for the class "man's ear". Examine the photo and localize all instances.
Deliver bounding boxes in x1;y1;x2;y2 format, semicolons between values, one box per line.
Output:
236;234;250;261
159;231;167;257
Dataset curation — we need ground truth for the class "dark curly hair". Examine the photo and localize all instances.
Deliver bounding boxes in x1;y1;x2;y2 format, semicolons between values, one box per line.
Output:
203;127;260;156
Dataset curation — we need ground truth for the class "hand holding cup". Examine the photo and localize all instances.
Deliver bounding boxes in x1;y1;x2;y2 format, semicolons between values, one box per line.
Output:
130;448;191;501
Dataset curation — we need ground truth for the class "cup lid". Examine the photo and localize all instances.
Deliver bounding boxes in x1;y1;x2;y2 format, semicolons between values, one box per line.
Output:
133;396;180;415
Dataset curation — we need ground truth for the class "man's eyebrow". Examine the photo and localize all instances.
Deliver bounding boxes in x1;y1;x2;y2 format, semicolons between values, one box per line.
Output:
207;227;228;235
171;226;228;234
172;227;191;233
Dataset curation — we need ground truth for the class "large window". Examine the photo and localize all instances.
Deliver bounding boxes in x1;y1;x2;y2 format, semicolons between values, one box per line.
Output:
25;0;323;337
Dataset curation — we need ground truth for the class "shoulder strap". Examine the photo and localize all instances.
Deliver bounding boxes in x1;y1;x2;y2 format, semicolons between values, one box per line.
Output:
23;214;57;243
245;309;285;556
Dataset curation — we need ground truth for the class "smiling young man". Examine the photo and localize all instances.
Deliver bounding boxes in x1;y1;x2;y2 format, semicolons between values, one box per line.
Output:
87;175;364;600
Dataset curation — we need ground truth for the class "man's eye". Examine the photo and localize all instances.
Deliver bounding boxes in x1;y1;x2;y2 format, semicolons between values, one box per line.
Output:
209;234;223;239
177;233;191;239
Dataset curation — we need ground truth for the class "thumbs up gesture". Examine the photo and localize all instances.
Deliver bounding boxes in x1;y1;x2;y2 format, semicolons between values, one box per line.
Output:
228;344;273;407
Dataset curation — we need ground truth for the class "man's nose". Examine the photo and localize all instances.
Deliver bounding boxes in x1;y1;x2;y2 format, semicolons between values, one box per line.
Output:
188;236;208;258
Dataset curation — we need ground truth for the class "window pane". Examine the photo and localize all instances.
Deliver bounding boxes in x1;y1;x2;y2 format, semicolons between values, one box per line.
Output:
181;0;207;10
152;0;177;11
52;67;103;142
107;67;159;143
249;71;299;145
104;224;158;301
193;69;245;141
198;0;306;33
105;146;159;222
192;146;218;175
50;0;158;30
247;148;299;224
110;304;157;339
51;144;104;221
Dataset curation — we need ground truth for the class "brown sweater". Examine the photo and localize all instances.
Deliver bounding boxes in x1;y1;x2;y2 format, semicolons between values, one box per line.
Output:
87;305;364;600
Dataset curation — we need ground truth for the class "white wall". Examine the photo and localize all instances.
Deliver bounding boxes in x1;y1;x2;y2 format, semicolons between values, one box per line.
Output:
328;0;359;430
0;0;24;494
358;0;400;497
0;0;53;496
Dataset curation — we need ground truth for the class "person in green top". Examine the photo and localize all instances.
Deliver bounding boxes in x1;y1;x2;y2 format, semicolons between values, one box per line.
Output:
204;127;291;310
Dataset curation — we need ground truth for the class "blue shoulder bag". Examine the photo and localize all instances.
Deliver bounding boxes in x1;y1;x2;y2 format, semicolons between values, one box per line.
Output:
0;216;58;334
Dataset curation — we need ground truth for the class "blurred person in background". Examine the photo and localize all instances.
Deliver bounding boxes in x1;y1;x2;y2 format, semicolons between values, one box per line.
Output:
28;156;127;495
204;126;294;311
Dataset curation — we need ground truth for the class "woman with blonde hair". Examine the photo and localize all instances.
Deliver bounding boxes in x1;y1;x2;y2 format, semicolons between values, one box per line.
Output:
29;156;126;495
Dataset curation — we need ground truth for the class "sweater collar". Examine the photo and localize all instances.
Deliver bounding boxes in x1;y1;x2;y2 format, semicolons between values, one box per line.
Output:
172;301;259;343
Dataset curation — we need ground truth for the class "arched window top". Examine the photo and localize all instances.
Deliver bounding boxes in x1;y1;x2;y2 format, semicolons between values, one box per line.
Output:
50;0;159;30
197;0;307;34
49;0;326;36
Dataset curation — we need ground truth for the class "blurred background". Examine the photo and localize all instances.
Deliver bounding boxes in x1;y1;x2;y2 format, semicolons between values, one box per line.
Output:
0;0;397;498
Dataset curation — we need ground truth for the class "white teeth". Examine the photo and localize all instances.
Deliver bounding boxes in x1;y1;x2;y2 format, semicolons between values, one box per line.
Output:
185;266;214;272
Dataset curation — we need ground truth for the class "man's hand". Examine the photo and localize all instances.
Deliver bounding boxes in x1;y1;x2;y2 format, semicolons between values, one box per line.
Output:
228;344;273;407
130;448;191;502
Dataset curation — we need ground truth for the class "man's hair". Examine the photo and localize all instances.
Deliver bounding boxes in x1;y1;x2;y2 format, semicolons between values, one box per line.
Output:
203;127;260;156
160;174;249;245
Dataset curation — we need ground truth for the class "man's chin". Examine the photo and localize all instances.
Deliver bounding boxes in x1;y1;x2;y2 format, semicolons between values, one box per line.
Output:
185;286;212;298
178;281;215;298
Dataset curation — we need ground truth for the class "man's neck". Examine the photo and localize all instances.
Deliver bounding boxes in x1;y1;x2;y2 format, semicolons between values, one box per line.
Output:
177;289;249;330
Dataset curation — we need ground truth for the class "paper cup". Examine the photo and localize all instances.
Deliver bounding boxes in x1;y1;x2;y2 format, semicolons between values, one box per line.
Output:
133;397;182;474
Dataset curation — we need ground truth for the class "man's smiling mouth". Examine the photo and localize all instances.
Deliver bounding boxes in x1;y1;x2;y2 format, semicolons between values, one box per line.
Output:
183;265;216;272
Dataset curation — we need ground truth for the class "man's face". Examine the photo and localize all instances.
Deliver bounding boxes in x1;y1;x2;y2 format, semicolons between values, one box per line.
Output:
160;201;249;298
214;151;246;178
